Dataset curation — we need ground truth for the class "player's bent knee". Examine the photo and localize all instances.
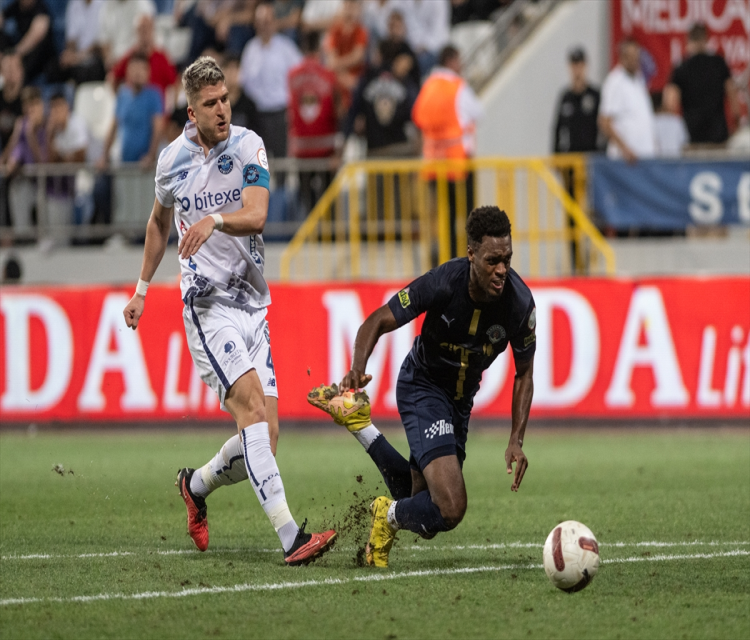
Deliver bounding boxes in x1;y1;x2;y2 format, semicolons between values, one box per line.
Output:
435;495;467;529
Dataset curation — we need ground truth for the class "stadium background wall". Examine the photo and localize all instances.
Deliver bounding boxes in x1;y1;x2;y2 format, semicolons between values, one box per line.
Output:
1;278;749;422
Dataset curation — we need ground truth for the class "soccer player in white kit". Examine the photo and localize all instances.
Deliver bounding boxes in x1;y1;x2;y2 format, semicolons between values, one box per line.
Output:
122;57;336;566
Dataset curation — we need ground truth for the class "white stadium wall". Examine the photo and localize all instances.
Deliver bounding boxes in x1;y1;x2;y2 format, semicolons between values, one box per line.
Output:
476;0;611;157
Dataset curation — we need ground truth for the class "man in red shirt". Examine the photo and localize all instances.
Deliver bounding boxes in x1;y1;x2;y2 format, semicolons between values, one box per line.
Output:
288;29;342;215
110;13;177;105
323;0;368;105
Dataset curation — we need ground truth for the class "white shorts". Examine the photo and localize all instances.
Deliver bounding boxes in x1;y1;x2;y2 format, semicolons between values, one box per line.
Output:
183;299;278;411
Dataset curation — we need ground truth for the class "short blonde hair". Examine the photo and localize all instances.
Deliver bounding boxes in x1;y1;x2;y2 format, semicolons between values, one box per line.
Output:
182;56;225;106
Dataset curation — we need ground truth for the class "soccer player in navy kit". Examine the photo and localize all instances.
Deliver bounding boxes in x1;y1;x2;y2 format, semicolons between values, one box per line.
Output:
309;206;535;567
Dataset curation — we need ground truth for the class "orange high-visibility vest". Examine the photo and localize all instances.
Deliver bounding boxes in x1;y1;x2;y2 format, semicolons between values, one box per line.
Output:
412;71;471;178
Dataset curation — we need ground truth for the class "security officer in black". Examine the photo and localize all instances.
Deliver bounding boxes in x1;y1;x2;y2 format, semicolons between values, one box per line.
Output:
553;47;601;154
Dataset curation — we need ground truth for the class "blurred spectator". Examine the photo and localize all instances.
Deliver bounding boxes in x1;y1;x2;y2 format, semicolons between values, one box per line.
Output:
664;23;740;145
1;254;22;283
100;53;163;167
98;0;156;69
60;0;106;84
288;30;340;214
0;51;24;157
409;0;450;77
111;14;177;103
213;1;257;55
239;2;301;157
552;47;600;153
379;9;420;90
223;54;257;131
652;90;688;158
273;0;303;42
5;86;46;238
345;39;418;157
412;45;482;258
1;0;57;83
288;30;340;158
598;39;655;163
323;0;368;100
301;0;342;34
450;0;505;25
362;0;407;42
44;92;88;245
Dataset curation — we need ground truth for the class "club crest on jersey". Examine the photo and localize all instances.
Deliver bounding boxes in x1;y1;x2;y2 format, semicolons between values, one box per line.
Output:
398;288;411;308
487;324;506;344
243;165;260;184
217;154;234;174
528;308;536;330
224;341;236;353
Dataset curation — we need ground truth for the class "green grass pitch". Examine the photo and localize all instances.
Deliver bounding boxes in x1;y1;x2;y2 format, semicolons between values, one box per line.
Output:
1;427;748;639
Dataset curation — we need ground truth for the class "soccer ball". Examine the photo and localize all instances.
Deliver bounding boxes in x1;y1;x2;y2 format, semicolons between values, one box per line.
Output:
542;520;600;592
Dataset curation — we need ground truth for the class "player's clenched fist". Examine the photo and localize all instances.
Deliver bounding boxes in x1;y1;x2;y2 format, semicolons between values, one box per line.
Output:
123;294;145;330
340;369;372;392
179;216;215;259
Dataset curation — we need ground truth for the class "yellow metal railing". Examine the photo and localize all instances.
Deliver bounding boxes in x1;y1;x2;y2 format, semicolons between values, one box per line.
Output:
280;155;615;281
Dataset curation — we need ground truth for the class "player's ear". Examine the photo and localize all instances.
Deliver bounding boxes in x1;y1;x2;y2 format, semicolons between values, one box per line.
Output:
467;243;475;263
186;104;196;124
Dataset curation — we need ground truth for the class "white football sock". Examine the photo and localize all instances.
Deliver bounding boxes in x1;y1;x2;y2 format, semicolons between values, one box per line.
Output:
190;434;248;498
387;499;400;530
353;423;381;451
240;423;298;552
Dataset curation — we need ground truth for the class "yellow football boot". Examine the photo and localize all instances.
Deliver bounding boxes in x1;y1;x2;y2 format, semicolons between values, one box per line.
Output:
366;496;397;568
307;383;340;412
327;390;372;432
308;384;372;432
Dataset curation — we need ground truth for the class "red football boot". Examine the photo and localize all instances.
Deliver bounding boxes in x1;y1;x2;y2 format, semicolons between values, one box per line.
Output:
284;520;337;566
176;468;209;552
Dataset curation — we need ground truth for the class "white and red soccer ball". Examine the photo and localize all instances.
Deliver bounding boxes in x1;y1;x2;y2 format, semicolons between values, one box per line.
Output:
543;521;600;592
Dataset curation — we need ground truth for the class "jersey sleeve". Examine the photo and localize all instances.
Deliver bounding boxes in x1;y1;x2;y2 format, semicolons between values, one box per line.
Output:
154;150;174;207
510;297;536;363
387;268;448;327
238;132;271;191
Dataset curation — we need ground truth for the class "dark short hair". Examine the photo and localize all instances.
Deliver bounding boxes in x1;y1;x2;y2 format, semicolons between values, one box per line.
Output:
300;29;320;54
438;44;460;67
20;86;41;105
466;206;511;246
568;47;586;63
49;91;68;103
688;23;708;42
223;53;241;67
129;52;150;65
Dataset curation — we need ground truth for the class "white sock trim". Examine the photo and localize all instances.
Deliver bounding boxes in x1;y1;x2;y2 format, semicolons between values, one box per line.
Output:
190;467;210;498
387;500;400;530
353;424;381;451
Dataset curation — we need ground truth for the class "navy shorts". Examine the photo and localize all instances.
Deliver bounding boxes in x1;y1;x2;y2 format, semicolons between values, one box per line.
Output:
396;356;471;472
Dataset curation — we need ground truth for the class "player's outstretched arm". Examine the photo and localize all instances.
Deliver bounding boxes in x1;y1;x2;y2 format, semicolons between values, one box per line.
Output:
505;356;534;492
178;186;269;259
341;305;399;391
123;198;173;330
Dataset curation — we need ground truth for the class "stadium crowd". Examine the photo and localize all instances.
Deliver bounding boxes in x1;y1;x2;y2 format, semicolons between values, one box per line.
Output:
0;0;514;241
0;0;741;246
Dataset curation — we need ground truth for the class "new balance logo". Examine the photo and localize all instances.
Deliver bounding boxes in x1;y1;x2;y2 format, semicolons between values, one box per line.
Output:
441;315;455;326
424;419;454;439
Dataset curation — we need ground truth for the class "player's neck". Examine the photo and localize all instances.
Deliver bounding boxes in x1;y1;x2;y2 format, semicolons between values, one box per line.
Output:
191;128;223;157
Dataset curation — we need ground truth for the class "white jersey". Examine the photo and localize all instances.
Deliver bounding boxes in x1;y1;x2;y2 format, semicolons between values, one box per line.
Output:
155;122;272;309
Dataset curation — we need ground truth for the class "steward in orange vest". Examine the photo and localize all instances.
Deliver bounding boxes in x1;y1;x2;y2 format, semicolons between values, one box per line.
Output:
412;46;482;180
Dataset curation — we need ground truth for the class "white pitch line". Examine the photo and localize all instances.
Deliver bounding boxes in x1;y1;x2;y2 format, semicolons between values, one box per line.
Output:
1;550;748;608
2;540;749;561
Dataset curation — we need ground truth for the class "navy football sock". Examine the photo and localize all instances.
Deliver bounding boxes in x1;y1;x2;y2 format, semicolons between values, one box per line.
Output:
367;434;412;500
394;490;450;536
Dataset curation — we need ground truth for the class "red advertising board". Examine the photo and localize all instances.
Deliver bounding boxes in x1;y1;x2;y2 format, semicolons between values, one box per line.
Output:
611;0;749;90
1;278;749;422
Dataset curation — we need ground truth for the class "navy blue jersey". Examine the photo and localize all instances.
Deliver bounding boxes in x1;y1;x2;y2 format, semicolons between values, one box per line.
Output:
387;258;536;406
